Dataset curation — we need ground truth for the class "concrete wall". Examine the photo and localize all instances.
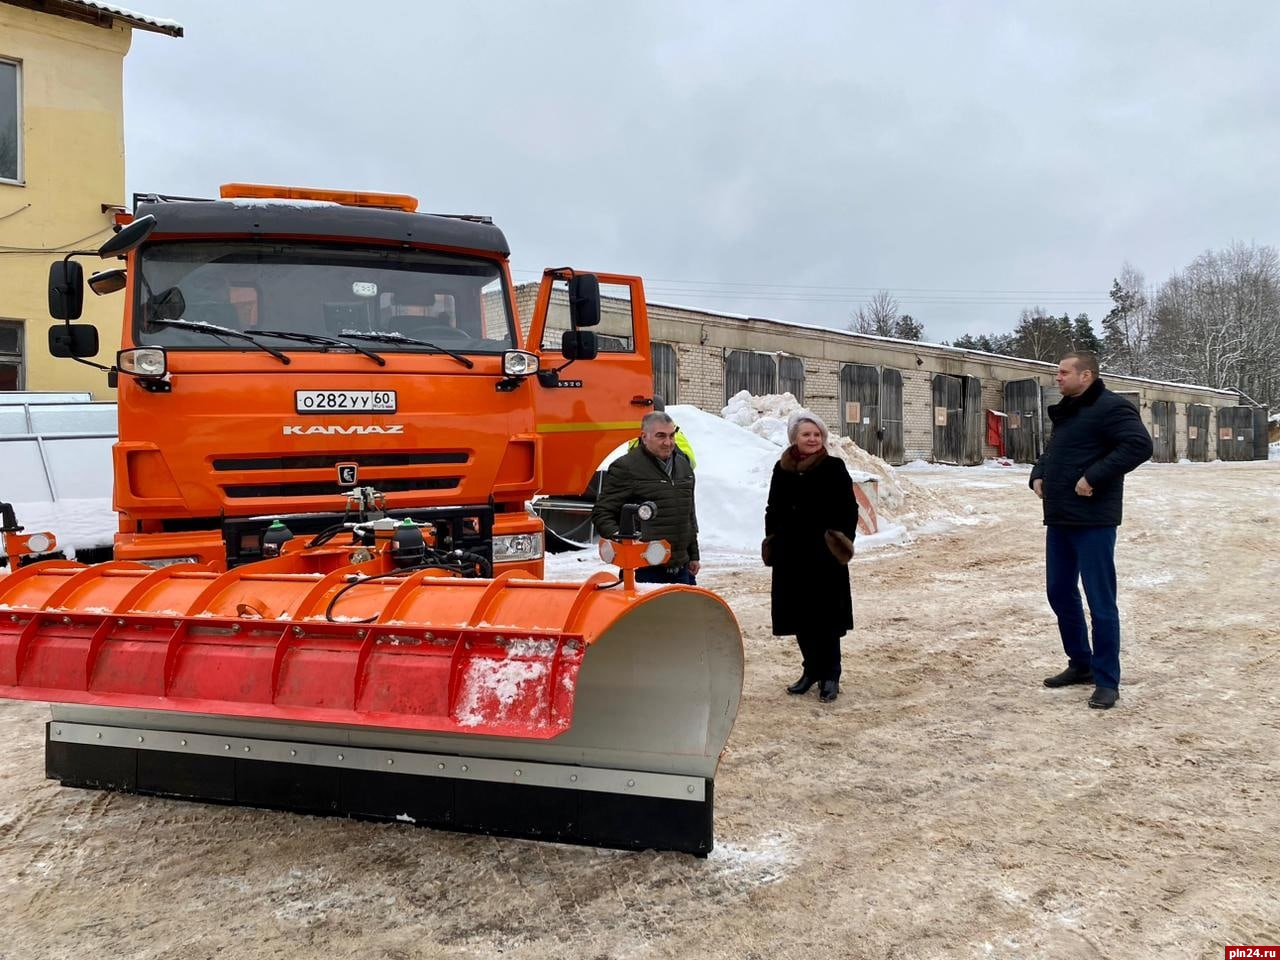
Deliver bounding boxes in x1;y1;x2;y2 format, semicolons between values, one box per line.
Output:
513;282;1244;464
0;5;132;399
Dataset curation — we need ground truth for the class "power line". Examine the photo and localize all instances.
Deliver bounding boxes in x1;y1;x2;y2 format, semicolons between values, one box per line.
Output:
640;288;1111;307
509;267;1109;298
0;225;114;256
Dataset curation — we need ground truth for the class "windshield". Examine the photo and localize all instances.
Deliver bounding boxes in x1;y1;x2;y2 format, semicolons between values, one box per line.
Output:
134;241;515;353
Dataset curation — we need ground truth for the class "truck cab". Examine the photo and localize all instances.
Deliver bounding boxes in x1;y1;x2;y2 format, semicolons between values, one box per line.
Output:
49;183;655;577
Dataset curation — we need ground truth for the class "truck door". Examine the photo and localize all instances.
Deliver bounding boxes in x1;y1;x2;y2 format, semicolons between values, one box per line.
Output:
525;271;654;497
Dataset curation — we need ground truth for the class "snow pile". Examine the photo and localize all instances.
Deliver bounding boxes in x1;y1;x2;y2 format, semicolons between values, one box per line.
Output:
720;391;801;447
720;391;912;512
676;396;912;557
564;397;914;570
829;437;909;511
666;403;780;556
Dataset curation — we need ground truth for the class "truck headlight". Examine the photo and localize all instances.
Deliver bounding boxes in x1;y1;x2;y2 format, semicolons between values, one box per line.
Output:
502;350;539;376
118;347;168;377
493;532;543;562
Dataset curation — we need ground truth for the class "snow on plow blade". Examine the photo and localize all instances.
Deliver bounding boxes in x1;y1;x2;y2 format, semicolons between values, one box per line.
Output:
0;560;743;853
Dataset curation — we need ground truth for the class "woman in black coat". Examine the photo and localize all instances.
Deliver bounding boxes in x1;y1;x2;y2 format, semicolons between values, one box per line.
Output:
763;410;859;703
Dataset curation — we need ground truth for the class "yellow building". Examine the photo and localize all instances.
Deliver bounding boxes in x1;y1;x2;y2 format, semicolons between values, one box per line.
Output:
0;0;180;398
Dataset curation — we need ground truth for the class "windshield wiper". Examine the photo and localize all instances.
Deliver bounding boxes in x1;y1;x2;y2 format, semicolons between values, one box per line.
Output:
148;319;291;364
339;332;475;369
251;329;386;367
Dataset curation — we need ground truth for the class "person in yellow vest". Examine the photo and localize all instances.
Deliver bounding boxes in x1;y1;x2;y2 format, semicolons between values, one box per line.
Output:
627;395;696;467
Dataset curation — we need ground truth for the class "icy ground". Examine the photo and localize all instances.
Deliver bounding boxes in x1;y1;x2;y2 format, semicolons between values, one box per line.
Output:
2;455;1277;960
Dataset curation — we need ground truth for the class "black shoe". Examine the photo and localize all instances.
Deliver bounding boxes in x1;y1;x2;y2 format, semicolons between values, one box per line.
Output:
818;680;839;703
787;675;816;695
1088;686;1118;709
1043;665;1094;688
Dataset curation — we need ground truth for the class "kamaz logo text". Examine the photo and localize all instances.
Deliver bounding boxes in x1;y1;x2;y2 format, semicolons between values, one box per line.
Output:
283;424;405;436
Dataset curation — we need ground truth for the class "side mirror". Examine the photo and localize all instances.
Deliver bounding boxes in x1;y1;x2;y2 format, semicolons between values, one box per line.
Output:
49;260;85;320
561;329;598;361
568;274;601;328
89;268;127;296
98;214;157;259
49;324;99;359
148;286;187;321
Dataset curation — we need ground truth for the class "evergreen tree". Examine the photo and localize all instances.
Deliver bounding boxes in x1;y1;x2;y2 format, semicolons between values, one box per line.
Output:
894;314;925;341
1071;313;1103;356
1012;308;1074;362
1102;266;1152;376
951;332;1017;355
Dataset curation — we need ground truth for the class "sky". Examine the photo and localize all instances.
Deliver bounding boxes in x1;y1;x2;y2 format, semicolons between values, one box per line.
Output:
118;1;1280;344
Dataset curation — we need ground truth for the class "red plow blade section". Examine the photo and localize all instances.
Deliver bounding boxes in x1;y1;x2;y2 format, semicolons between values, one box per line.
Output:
0;612;582;738
1;558;745;853
0;559;605;738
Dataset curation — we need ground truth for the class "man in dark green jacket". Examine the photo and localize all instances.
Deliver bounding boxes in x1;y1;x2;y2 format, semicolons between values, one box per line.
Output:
592;411;700;584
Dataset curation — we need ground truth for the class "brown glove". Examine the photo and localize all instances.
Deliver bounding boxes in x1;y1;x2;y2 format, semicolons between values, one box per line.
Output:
761;535;774;567
824;530;854;564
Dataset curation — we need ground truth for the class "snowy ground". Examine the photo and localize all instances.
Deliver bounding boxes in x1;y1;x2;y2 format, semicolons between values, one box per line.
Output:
1;452;1278;959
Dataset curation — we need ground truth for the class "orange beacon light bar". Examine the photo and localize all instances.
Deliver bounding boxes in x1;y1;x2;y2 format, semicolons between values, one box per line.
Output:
219;183;419;213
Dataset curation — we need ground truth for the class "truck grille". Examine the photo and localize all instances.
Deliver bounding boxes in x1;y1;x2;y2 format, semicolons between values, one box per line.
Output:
212;452;467;471
223;477;461;499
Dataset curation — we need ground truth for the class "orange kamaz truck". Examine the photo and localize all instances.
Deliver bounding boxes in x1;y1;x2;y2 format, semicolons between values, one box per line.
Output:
0;184;743;854
47;183;653;577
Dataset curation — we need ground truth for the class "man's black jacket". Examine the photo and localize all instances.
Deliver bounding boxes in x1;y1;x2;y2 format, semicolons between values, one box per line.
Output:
1029;378;1153;527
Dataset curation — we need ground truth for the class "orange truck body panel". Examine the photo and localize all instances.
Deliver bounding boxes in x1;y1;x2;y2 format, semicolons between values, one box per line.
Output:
102;186;653;576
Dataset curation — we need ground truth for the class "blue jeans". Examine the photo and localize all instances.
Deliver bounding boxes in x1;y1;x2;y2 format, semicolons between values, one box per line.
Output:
635;564;696;586
1046;525;1121;690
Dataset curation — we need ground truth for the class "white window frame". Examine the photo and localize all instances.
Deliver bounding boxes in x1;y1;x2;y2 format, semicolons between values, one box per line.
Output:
0;57;20;185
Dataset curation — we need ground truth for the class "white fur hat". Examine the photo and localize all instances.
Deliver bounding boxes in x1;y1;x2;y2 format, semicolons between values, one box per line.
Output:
786;409;830;445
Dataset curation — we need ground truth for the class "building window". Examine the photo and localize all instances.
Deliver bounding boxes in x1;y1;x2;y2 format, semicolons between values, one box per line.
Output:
651;342;677;404
0;320;23;390
1;59;19;183
724;349;776;401
778;355;804;403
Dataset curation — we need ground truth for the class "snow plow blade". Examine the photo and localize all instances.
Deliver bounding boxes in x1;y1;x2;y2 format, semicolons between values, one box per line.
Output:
0;559;743;854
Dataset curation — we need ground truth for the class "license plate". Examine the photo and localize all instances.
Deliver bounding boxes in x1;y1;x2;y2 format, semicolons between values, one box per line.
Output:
295;390;397;414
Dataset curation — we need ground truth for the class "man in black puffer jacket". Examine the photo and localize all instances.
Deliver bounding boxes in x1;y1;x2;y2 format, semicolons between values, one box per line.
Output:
1030;351;1153;710
592;411;700;584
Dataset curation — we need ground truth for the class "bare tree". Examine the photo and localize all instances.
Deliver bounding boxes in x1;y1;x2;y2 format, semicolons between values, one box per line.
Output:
1152;243;1280;405
848;290;901;337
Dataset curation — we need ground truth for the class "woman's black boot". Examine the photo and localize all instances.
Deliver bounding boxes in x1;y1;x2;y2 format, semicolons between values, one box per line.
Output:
818;679;839;703
786;675;816;695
